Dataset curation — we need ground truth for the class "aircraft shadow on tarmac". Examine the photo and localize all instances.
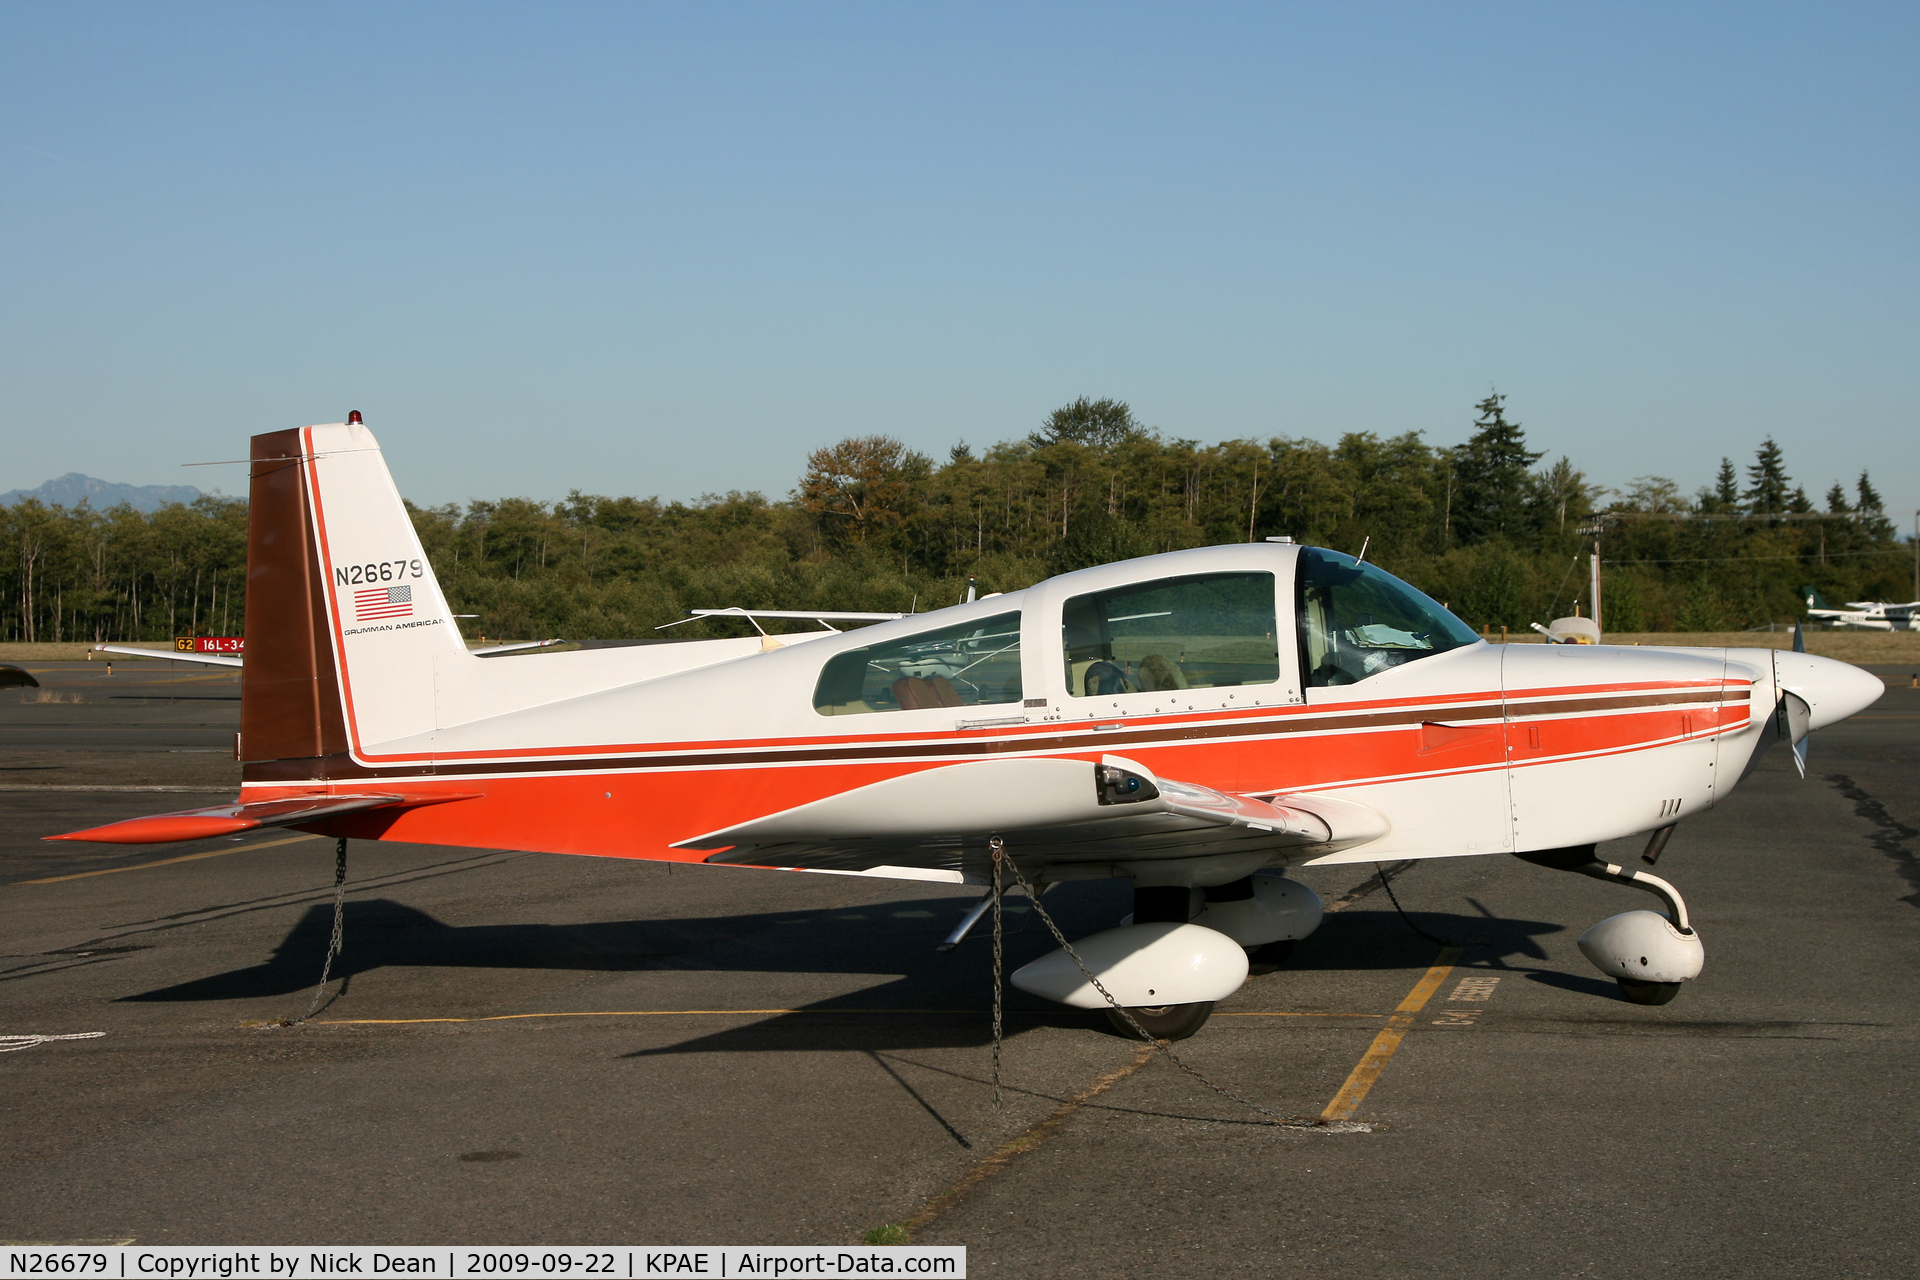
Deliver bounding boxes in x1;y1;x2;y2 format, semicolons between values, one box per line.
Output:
620;907;1571;1057
118;890;1571;1050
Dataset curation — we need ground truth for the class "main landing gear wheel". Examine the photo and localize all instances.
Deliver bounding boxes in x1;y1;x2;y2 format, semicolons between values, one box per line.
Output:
1245;939;1295;975
1106;1001;1215;1041
1616;978;1683;1006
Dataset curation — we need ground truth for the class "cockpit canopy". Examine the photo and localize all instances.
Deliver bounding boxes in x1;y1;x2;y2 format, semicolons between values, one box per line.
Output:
808;543;1481;715
1295;547;1480;686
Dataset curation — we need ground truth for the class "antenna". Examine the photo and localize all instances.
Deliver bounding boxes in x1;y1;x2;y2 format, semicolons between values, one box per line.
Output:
1355;536;1370;564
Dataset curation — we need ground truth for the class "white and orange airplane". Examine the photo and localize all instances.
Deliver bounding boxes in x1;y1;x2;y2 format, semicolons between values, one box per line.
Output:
52;418;1885;1038
1802;586;1919;632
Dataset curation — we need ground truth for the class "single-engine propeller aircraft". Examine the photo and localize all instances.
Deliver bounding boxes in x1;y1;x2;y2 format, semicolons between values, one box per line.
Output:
51;419;1885;1038
1802;586;1919;632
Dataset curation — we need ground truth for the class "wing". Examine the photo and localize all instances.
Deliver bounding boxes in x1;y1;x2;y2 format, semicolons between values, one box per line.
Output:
48;792;479;843
675;755;1388;884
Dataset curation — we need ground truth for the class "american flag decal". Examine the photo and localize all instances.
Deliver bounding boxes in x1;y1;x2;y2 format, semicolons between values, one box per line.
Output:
353;584;414;621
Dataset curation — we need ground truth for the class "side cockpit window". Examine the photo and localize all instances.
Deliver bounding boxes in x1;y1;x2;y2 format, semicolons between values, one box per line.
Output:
1062;572;1279;698
1296;548;1480;687
813;612;1023;715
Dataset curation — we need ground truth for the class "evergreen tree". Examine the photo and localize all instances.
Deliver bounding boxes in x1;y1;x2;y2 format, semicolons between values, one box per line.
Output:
1716;458;1740;507
1824;482;1852;513
1743;438;1793;516
1856;470;1894;541
1856;471;1885;512
1450;391;1542;543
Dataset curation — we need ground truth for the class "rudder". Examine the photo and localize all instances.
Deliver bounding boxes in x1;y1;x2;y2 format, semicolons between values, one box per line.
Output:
241;419;461;782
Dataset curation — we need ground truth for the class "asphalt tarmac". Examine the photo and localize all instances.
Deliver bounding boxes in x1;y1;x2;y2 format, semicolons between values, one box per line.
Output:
3;660;1916;1277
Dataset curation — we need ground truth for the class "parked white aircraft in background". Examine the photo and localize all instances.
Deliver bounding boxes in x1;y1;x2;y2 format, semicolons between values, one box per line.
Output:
50;419;1886;1039
1803;587;1919;632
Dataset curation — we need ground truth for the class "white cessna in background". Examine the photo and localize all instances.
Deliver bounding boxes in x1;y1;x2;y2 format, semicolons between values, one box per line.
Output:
53;418;1885;1039
1802;586;1919;632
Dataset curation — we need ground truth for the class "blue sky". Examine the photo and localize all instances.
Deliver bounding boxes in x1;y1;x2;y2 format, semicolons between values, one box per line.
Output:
3;2;1914;523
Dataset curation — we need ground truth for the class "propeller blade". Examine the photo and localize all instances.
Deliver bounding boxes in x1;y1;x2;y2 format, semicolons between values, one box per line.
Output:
1775;690;1812;778
1793;620;1805;654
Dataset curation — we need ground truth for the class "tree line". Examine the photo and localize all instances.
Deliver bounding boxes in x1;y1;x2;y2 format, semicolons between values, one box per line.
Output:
1;393;1909;645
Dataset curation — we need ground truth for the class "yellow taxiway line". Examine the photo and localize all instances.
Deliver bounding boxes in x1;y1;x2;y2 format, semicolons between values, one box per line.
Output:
14;833;321;885
1318;946;1461;1122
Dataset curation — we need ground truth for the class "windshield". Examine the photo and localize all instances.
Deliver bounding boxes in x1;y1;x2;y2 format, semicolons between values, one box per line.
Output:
813;611;1023;714
1296;549;1479;687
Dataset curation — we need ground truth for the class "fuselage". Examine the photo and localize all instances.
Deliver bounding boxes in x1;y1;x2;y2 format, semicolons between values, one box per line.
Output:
247;519;1872;881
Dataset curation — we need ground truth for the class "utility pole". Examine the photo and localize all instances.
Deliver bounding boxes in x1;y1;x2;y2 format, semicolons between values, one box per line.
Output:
1578;521;1604;633
1590;533;1602;633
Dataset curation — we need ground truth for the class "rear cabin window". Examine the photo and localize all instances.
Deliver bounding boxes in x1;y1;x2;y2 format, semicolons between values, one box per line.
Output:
812;612;1024;715
1296;548;1480;686
1061;572;1280;697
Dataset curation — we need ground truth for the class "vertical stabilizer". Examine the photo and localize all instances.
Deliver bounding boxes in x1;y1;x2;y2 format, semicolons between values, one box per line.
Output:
241;420;462;782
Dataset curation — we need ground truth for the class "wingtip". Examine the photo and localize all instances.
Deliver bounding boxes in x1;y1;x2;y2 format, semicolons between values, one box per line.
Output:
45;815;257;844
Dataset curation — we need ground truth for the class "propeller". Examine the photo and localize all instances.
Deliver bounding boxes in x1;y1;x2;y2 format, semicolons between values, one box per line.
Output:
1775;688;1812;778
1776;621;1811;777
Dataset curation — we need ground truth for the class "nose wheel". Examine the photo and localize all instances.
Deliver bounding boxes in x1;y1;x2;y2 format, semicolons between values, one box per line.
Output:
1106;1001;1215;1041
1617;978;1683;1006
1516;843;1706;1004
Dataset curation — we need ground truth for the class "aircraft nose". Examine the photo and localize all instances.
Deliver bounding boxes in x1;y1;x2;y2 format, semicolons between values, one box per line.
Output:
1774;651;1885;730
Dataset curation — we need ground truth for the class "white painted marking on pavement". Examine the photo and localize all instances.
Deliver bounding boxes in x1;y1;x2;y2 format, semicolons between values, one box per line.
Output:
1;1032;106;1053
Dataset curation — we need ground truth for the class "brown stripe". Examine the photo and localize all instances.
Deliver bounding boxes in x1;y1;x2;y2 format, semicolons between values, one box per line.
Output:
1508;687;1741;719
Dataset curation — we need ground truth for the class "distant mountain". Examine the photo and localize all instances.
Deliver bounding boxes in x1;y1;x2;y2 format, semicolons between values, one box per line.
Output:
0;473;204;513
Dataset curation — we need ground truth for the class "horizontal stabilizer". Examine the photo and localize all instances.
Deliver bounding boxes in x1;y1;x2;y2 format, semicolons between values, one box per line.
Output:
47;792;479;844
92;644;243;668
